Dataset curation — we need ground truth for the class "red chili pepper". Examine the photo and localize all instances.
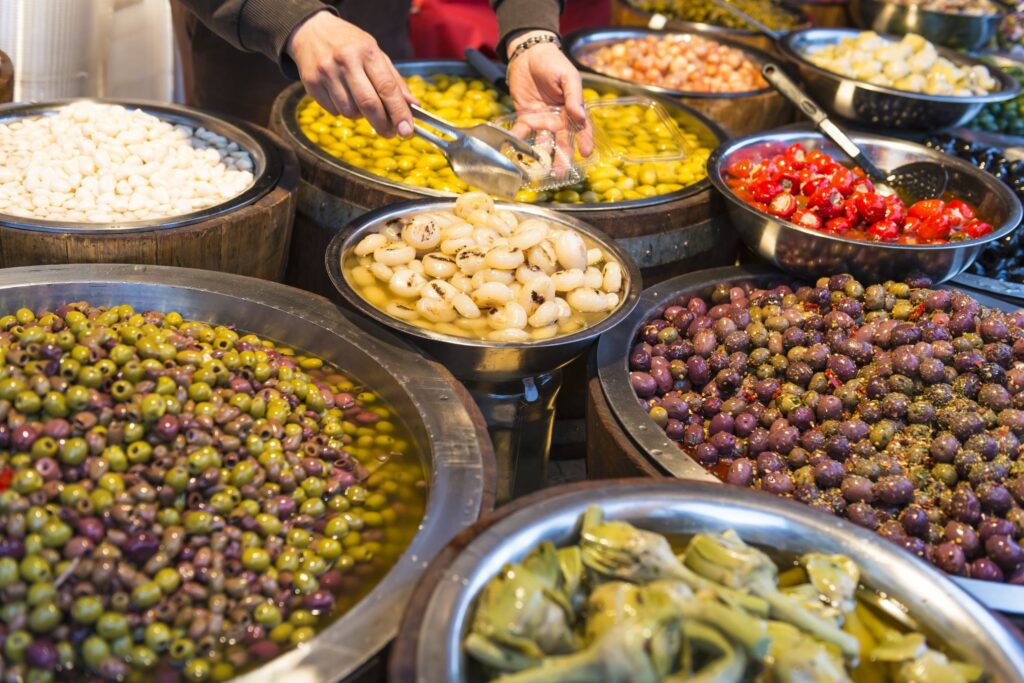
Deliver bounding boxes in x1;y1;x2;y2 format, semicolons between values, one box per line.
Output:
785;143;807;169
961;220;993;239
792;208;823;231
727;159;755;179
851;192;887;224
750;179;783;203
945;199;975;226
851;178;875;194
825;216;853;233
867;219;900;241
883;195;906;224
824;369;842;389
909;303;927;320
808;186;845;219
800;176;829;197
909;198;945;220
830;167;856;196
768;192;798;219
918;213;952;242
0;466;12;492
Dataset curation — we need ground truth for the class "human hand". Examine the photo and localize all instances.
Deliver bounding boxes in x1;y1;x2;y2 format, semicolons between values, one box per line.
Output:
506;33;594;158
286;10;416;138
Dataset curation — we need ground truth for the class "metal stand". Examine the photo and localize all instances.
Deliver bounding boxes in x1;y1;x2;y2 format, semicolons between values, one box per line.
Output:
465;369;563;503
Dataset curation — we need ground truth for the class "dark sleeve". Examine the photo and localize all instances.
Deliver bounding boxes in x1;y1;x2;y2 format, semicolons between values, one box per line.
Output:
491;0;565;60
174;0;337;77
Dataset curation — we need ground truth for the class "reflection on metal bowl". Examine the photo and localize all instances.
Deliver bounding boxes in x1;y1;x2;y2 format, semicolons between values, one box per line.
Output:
850;0;1003;51
707;127;1023;283
780;28;1020;130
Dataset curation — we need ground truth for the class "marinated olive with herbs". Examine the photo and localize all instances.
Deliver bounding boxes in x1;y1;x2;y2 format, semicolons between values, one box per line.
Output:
0;303;426;682
630;275;1024;583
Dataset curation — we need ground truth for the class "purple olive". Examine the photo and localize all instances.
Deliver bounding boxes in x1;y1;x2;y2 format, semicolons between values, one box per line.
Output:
978;518;1016;541
980;316;1010;342
710;431;737;457
708;413;734;436
874;476;914;506
630;372;657;398
949;487;982;525
944;521;981;558
930;433;960;464
900;506;930;537
761;471;795;495
879;520;906;542
787;405;814;430
813;459;845;489
841;475;874;503
933;541;967;576
826;354;857;382
846;502;880;530
725;458;754;487
734;412;757;437
985;535;1024;570
664;419;685;441
765;425;799;454
969;558;1005;582
898;536;929;559
801;428;826;453
26;639;59;671
816;395;843;421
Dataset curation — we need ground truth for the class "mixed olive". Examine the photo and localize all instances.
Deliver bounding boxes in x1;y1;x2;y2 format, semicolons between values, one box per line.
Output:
970;58;1024;137
628;0;804;31
296;74;715;205
629;275;1024;583
0;303;426;682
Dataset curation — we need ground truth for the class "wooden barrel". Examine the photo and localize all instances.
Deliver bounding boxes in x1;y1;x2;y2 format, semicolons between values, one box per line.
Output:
609;0;810;56
270;69;737;299
0;50;11;104
586;371;662;478
784;0;850;27
0;125;297;280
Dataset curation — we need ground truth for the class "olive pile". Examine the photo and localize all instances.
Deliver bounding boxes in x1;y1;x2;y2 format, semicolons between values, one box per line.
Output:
296;75;714;205
629;275;1024;583
629;0;803;31
971;59;1024;136
0;304;426;682
924;134;1024;283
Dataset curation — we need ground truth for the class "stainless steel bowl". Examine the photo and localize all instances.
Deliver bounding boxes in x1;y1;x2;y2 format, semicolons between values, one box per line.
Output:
707;127;1024;283
779;28;1021;129
850;0;1003;51
594;264;1024;613
0;99;282;233
565;27;776;100
398;479;1024;682
0;264;492;683
326;199;642;383
276;59;725;213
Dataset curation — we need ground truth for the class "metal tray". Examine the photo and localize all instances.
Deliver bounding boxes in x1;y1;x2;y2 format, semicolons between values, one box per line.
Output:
0;99;282;233
403;479;1024;682
0;264;492;682
275;59;725;213
596;264;1024;613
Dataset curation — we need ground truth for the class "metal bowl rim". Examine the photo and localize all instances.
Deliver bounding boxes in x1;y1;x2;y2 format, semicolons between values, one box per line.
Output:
706;127;1024;252
326;198;643;350
565;27;778;99
780;27;1022;105
615;0;811;38
853;0;1004;21
0;98;283;233
0;263;491;683
275;61;726;213
410;478;1024;681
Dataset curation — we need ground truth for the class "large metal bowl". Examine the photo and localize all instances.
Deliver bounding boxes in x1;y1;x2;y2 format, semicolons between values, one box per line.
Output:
0;99;282;233
326;199;643;383
0;264;493;683
707;127;1024;283
850;0;1003;51
276;59;725;214
779;28;1021;129
393;479;1024;682
594;264;1024;613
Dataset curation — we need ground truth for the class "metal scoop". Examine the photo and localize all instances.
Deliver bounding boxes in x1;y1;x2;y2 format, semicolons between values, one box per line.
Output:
761;64;948;204
410;104;539;198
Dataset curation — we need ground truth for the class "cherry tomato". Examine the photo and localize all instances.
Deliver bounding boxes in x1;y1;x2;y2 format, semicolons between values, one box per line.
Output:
785;143;807;169
851;178;875;194
750;179;783;203
825;216;853;233
918;213;952;242
908;199;945;220
850;192;886;224
792;209;823;231
808;186;845;219
830;167;856;196
962;220;992;239
883;195;906;224
768;192;798;219
945;199;975;226
800;176;829;197
867;220;900;241
727;159;754;179
903;216;921;234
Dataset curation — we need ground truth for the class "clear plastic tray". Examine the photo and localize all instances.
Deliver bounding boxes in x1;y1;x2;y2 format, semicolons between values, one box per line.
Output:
492;97;689;192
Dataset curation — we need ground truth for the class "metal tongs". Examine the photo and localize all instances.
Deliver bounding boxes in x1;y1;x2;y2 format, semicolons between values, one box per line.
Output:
410;104;540;198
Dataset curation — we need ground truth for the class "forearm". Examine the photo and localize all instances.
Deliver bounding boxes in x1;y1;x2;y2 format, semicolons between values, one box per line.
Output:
175;0;334;72
490;0;564;59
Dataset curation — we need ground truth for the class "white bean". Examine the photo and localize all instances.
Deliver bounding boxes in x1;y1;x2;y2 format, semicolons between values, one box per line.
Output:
554;297;572;320
481;268;515;285
453;293;482;319
472;227;502;248
402;214;443;250
455;247;487;275
454;191;493;219
450;274;473;293
484;246;524;270
456;316;489;332
527;241;558;274
441;221;473;241
420;279;459;301
386;302;420;321
552;269;585;292
422;253;458;279
488;302;528;330
566;287;608;313
355;233;387;256
528;301;560;328
530;324;559;340
440;237;474;255
370;262;394;282
471;282;513;308
350;266;375;287
517;274;555;312
583;267;603;290
554;230;588;270
509;218;549;250
587;248;604;266
374;243;416;266
602;262;623;293
415;297;457;323
388;269;427;298
605;293;620;311
488;328;530;342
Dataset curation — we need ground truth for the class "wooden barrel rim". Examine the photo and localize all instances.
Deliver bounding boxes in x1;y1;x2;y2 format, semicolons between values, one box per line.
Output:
389;477;656;682
0;124;299;281
585;370;664;479
0;50;12;104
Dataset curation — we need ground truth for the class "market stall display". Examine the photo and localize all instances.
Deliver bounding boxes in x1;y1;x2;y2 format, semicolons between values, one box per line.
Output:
0;51;11;105
780;28;1020;129
0;264;494;683
389;480;1024;682
970;55;1024;137
850;0;1004;50
784;0;851;28
0;100;296;280
708;129;1022;282
566;28;793;137
610;0;810;55
329;199;639;502
270;62;734;297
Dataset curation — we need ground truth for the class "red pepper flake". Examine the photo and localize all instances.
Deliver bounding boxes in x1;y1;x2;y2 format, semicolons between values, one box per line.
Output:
908;303;926;321
0;466;12;492
824;369;842;389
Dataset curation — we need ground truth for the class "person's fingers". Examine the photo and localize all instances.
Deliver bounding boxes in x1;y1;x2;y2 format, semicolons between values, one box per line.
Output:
391;64;419;105
324;76;359;120
345;67;394;137
365;54;413;138
306;80;339;116
559;70;594;157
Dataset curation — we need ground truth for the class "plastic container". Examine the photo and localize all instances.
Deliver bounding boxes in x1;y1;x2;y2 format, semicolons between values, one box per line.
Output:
493;96;689;192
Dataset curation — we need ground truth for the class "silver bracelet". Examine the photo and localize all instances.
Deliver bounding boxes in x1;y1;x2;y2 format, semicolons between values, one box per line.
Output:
508;33;561;64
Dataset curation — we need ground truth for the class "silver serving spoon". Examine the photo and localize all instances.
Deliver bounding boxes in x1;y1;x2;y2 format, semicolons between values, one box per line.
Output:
761;64;949;204
410;104;539;198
